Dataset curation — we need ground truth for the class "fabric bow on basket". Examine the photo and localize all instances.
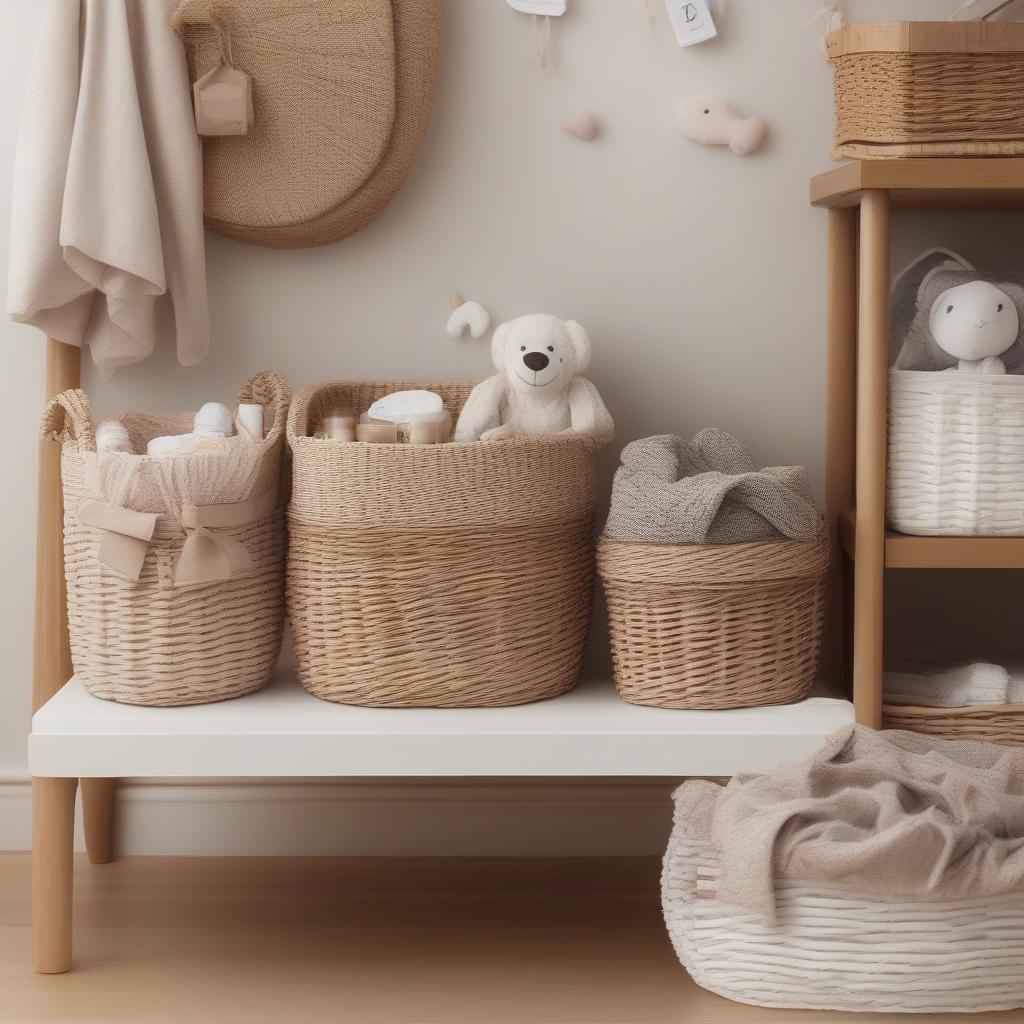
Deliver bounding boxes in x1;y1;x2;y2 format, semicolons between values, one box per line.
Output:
78;488;278;587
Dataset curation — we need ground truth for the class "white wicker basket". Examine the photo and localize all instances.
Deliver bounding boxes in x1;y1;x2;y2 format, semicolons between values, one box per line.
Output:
662;810;1024;1014
887;369;1024;536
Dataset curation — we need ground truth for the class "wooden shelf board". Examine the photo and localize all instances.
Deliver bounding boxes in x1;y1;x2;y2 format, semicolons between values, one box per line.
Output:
839;508;1024;568
810;158;1024;210
29;673;853;780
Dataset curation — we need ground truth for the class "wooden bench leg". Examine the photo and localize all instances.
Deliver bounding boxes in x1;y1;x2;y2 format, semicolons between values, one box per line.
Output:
81;778;116;864
33;776;77;974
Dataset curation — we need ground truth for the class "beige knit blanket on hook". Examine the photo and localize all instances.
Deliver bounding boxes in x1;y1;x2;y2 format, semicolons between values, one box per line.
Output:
676;725;1024;923
8;0;208;376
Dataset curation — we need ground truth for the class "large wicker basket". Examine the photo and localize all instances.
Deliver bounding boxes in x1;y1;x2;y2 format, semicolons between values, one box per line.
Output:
597;535;829;710
888;369;1024;536
662;789;1024;1014
41;371;290;707
826;21;1024;159
883;702;1024;745
286;380;600;707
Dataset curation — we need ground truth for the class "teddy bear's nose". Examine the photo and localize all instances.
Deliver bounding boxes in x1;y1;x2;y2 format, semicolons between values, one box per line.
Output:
523;351;549;372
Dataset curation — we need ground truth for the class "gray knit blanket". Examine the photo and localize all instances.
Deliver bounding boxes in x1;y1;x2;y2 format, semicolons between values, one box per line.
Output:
604;430;823;545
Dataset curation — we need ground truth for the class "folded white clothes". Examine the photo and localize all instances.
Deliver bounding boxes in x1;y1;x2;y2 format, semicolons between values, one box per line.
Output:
7;0;209;377
884;659;1024;707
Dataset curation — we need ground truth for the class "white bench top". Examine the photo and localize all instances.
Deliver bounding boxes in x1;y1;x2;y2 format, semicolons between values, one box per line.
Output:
29;673;854;779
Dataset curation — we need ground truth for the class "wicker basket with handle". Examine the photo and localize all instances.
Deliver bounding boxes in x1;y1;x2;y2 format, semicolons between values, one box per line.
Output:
597;535;829;710
286;380;601;707
827;21;1024;159
41;370;290;706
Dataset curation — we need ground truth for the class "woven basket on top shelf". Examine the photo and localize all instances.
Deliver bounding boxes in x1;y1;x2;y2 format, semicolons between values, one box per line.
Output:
883;703;1024;745
286;380;601;707
597;535;830;710
41;371;290;706
826;21;1024;159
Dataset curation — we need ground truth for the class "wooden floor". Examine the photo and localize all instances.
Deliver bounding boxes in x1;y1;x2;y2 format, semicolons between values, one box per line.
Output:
0;855;1020;1024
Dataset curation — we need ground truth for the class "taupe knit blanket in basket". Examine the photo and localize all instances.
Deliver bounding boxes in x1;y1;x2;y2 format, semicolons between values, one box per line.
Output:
677;725;1024;923
604;430;822;544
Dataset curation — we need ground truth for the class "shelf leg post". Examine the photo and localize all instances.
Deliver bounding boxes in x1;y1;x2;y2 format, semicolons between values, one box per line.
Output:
824;206;858;695
81;778;116;864
34;338;79;714
853;190;890;729
33;776;77;974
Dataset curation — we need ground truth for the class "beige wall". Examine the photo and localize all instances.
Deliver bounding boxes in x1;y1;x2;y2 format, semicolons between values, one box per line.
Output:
1;0;1021;851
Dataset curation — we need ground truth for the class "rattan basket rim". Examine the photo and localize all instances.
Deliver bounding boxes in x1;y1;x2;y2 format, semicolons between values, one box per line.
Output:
287;378;601;455
883;702;1024;718
597;533;830;585
826;21;1024;58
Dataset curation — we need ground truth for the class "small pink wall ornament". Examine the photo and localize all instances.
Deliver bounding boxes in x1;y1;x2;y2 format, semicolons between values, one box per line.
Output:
677;95;765;156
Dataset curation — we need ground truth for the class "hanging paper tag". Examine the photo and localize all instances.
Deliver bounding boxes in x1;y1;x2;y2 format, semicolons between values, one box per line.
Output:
506;0;566;14
192;61;254;136
665;0;718;47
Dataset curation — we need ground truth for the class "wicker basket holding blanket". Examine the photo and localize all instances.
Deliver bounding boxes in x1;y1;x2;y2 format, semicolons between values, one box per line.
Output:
598;432;829;710
286;380;600;707
662;729;1024;1014
41;371;290;706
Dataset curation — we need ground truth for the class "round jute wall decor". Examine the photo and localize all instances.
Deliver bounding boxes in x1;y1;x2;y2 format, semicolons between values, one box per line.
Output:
172;0;441;248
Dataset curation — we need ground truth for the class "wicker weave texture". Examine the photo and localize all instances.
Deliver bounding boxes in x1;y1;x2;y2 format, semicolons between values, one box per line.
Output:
42;372;290;707
662;813;1024;1013
598;536;829;710
887;370;1024;536
287;380;600;707
173;0;441;248
883;703;1024;745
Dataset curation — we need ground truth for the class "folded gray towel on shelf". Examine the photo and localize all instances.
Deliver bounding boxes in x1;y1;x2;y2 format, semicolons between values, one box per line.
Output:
603;429;823;544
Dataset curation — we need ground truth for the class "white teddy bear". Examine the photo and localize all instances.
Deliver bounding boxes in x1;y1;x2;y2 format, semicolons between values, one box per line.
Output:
454;313;614;444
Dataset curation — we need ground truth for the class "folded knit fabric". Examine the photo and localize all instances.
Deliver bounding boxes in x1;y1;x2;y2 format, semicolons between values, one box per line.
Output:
603;430;823;544
676;725;1024;923
884;659;1024;707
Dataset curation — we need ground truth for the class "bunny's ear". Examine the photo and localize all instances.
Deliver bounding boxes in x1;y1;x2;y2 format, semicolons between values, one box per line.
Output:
565;320;591;373
490;321;510;372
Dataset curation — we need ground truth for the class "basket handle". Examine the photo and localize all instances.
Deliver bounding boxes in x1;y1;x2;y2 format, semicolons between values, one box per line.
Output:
237;370;291;446
286;382;323;445
40;389;95;453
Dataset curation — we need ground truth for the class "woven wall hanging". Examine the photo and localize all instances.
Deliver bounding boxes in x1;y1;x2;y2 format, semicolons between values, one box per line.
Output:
172;0;442;248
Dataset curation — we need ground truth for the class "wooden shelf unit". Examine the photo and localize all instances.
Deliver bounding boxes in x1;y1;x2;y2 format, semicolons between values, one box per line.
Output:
812;158;1024;730
838;509;1024;570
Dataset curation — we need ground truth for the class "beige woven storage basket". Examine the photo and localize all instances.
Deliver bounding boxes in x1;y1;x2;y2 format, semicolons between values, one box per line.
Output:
887;369;1024;536
826;21;1024;159
883;702;1024;745
41;371;290;706
597;535;829;710
286;380;600;707
663;787;1024;1014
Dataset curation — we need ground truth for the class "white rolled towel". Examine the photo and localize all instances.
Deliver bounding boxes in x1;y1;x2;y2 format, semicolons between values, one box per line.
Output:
884;660;1011;708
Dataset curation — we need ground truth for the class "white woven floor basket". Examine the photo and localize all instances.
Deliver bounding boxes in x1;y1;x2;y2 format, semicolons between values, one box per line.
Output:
888;369;1024;536
662;811;1024;1013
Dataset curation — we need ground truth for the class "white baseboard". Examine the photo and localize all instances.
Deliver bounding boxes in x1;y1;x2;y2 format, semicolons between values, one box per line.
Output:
0;773;675;856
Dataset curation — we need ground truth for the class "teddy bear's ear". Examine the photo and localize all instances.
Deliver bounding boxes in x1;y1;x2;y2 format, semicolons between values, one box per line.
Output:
490;321;510;372
566;320;591;373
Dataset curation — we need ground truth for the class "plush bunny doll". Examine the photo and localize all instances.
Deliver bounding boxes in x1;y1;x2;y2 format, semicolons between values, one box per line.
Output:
893;251;1024;374
454;313;614;444
928;279;1018;374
